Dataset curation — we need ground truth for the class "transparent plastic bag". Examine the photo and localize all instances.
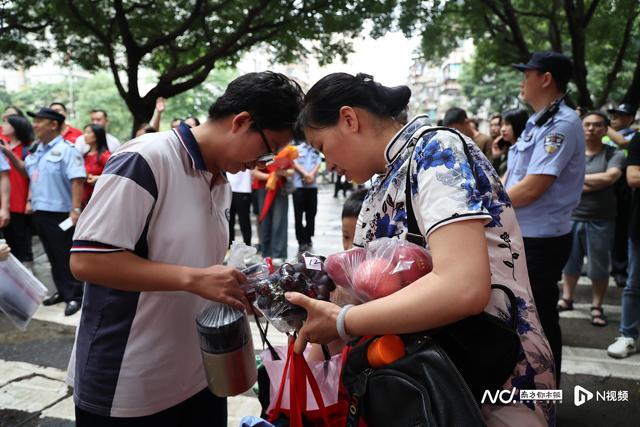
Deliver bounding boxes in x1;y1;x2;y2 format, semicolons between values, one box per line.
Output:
324;237;433;302
248;252;336;333
0;254;48;330
227;241;258;269
196;303;251;353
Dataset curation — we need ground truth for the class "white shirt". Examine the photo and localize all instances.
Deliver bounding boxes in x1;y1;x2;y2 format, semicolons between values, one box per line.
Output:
67;123;230;417
75;133;121;154
226;170;252;193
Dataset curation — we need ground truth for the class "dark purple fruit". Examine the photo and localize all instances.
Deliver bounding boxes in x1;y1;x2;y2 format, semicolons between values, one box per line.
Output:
257;295;272;310
280;275;296;292
317;275;336;291
293;262;306;273
279;263;295;277
316;284;330;300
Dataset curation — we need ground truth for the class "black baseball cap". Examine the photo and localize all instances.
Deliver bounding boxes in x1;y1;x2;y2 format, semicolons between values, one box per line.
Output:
27;107;65;123
512;52;573;87
607;103;637;116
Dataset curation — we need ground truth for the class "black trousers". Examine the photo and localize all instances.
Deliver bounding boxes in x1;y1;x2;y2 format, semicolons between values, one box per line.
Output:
229;192;252;247
293;188;318;246
75;388;227;427
32;211;83;303
611;181;631;278
2;212;33;262
523;233;572;386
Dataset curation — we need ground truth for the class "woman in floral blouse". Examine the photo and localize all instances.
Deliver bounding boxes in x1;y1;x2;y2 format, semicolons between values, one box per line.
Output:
286;73;556;426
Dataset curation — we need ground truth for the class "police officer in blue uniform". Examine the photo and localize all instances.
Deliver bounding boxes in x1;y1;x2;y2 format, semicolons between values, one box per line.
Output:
505;52;586;384
607;103;637;287
25;108;86;316
292;140;322;252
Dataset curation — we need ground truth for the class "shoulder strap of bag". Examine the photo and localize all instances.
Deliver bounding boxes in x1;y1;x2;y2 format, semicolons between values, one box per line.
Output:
403;127;518;325
404;127;478;247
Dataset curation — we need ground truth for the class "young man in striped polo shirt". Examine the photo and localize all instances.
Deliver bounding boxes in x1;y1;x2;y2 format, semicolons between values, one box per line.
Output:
68;72;303;426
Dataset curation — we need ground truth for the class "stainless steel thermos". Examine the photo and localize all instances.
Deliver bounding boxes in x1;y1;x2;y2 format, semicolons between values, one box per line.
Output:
196;304;257;397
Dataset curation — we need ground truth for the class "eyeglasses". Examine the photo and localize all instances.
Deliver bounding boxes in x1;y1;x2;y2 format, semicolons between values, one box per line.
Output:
255;123;275;164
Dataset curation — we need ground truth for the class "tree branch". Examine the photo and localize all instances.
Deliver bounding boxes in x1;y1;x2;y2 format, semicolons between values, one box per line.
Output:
596;7;636;107
139;0;204;54
66;1;128;103
512;8;549;18
113;0;139;53
584;0;600;27
159;0;276;83
622;24;640;105
480;0;529;58
66;0;110;46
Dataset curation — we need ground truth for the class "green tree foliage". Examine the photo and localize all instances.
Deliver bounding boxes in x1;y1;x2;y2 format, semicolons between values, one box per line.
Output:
395;0;640;109
2;69;237;142
458;60;524;114
1;0;395;135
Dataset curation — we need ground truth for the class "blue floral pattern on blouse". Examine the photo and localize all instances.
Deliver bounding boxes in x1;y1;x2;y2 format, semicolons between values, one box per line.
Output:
354;116;557;426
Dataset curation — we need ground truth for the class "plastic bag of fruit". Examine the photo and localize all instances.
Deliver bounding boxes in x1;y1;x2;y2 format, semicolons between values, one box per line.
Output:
247;252;336;333
324;237;433;302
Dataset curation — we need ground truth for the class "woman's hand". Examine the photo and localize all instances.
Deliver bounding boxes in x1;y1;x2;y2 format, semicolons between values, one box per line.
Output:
86;174;99;185
0;239;10;261
0;208;9;228
285;292;341;354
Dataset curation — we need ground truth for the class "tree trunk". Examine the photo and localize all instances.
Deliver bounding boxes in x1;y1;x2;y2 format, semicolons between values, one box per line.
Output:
623;50;640;108
129;98;156;139
563;0;594;109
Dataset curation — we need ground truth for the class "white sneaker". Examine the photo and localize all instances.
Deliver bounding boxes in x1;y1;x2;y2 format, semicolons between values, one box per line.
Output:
607;336;637;359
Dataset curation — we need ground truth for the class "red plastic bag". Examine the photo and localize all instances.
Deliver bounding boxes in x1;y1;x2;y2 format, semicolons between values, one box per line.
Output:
267;343;349;427
324;237;433;302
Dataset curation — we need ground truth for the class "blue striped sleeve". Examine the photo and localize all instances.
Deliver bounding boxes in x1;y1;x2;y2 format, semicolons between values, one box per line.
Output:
103;152;158;199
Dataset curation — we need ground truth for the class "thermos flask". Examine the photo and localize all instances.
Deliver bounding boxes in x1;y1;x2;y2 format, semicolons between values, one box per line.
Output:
196;304;257;397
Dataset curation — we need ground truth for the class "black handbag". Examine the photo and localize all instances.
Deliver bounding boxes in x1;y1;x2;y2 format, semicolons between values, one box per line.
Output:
403;127;520;401
341;128;521;426
342;333;486;427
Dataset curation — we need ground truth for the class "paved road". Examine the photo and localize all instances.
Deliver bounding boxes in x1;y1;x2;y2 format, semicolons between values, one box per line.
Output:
1;183;638;426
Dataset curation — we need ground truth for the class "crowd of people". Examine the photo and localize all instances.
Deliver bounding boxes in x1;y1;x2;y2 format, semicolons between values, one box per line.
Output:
0;51;638;426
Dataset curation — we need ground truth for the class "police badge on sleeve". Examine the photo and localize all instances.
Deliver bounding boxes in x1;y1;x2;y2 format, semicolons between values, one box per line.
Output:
544;132;565;153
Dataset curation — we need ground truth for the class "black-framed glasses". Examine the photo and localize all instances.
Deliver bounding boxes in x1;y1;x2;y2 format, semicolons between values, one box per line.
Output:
255;123;275;163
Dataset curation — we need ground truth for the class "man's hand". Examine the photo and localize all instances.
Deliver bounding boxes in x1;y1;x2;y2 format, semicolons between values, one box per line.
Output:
69;209;81;225
189;265;251;312
155;97;166;113
303;173;314;184
0;239;10;261
0;208;10;228
491;137;503;159
25;201;32;215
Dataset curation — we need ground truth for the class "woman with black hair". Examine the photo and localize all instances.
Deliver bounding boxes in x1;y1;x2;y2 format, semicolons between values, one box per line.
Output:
492;109;529;176
0;106;25;143
81;124;111;206
285;73;555;426
0;114;34;264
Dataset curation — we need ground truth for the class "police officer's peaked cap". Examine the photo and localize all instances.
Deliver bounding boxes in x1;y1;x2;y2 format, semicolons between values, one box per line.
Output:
607;103;637;117
512;51;573;86
27;107;65;123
